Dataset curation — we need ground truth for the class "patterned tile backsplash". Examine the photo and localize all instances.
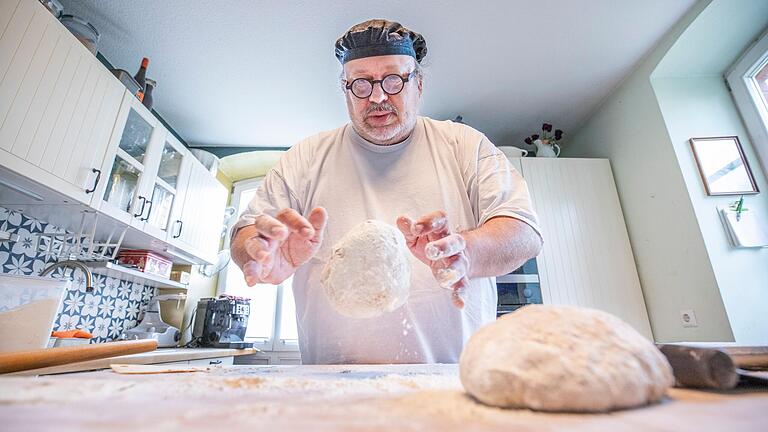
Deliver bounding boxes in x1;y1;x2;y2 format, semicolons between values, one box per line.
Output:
0;207;156;343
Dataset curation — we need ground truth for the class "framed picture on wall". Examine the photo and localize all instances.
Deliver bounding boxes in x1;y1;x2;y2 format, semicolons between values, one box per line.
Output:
689;136;759;196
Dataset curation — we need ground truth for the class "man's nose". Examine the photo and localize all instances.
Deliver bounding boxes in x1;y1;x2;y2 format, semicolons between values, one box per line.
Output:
368;83;388;104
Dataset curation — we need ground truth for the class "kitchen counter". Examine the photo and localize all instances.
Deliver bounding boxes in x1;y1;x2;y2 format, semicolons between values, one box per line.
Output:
8;347;259;376
0;364;766;431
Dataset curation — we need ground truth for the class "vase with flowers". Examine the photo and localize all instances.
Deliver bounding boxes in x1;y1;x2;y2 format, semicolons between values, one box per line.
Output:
524;123;564;157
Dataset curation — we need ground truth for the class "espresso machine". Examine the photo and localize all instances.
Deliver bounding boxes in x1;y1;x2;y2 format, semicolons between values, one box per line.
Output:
192;295;252;348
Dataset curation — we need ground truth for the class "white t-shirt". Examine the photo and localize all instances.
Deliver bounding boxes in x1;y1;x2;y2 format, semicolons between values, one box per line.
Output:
233;116;541;364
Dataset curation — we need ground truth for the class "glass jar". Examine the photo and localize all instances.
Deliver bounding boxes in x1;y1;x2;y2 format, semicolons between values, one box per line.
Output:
59;15;100;55
39;0;63;18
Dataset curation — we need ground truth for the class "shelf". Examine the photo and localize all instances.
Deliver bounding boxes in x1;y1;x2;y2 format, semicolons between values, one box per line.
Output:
86;261;188;290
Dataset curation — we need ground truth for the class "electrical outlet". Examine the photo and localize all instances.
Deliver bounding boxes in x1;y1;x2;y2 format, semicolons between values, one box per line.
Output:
680;309;698;328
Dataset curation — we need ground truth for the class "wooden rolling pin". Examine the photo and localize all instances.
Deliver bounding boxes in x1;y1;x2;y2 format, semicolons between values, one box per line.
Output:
0;340;158;374
658;344;768;390
718;346;768;370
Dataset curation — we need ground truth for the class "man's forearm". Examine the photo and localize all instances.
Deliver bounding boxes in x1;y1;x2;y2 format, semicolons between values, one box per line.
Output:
462;216;543;278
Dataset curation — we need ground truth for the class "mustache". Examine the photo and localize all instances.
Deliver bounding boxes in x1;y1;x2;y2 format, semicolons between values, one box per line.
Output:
365;102;398;116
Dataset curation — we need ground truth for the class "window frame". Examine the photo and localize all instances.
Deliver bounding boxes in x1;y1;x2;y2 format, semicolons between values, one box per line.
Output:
217;177;299;353
727;28;768;177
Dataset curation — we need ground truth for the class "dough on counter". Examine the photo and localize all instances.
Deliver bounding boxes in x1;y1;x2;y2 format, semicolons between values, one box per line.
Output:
459;304;674;412
321;220;411;318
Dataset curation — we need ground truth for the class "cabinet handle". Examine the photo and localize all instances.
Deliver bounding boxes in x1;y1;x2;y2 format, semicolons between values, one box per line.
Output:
173;220;183;238
85;168;101;194
140;199;153;221
133;196;147;217
209;359;222;365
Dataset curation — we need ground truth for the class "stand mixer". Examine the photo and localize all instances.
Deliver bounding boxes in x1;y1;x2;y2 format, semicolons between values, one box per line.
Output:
121;293;186;347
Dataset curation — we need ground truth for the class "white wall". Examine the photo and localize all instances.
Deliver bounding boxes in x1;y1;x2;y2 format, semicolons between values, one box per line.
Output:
566;0;768;344
651;78;768;345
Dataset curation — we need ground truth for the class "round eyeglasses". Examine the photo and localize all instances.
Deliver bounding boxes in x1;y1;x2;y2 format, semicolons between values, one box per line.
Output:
345;70;417;99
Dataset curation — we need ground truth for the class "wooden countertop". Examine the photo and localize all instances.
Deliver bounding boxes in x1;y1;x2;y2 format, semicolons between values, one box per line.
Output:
8;347;259;376
0;364;766;431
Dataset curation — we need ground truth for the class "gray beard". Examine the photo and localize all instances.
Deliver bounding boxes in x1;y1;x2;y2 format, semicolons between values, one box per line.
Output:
355;111;417;145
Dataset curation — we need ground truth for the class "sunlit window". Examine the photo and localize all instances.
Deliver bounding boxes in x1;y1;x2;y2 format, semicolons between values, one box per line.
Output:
218;178;299;351
727;29;768;175
753;60;768;113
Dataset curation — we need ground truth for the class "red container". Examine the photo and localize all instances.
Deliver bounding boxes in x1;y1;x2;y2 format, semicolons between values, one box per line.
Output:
118;250;172;279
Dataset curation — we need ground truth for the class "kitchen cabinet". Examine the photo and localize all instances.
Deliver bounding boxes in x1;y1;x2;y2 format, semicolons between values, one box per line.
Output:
515;157;652;338
0;0;124;206
0;0;227;266
92;94;195;243
143;133;193;240
92;91;164;226
90;91;226;264
166;160;228;264
90;90;226;264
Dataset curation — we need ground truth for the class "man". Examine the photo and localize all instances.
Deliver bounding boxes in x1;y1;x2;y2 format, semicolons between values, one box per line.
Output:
230;19;542;364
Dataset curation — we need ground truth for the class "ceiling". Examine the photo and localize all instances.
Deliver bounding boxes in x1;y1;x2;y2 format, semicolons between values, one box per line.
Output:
59;0;696;149
653;0;768;77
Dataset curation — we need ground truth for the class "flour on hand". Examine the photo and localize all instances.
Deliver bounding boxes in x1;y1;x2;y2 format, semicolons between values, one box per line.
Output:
321;220;411;318
459;304;674;413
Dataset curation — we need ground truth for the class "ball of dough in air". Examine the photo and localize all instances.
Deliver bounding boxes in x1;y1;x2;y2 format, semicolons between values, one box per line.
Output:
321;220;411;318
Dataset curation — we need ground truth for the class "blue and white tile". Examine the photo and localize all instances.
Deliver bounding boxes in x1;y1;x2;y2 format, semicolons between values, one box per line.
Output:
62;290;85;315
113;298;129;320
0;206;157;343
98;296;115;317
57;313;81;331
81;292;101;317
117;280;131;299
93;316;111;339
4;255;32;275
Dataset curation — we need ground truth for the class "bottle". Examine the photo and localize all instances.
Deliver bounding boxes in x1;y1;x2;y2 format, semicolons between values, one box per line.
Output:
134;57;149;101
142;79;155;110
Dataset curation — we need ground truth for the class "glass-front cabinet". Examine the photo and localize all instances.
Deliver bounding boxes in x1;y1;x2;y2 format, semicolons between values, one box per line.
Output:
91;91;170;229
142;134;192;240
88;89;225;264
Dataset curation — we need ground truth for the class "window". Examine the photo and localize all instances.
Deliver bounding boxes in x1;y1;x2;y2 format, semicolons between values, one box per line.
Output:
755;61;768;106
217;178;299;352
727;28;768;176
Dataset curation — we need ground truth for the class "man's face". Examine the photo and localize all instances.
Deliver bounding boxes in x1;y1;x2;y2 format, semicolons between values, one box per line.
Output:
343;55;422;145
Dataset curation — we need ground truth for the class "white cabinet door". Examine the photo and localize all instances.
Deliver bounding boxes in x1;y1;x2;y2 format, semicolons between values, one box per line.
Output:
165;154;194;248
520;158;653;338
0;0;22;39
0;0;124;205
141;134;193;241
168;161;228;264
92;91;166;228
